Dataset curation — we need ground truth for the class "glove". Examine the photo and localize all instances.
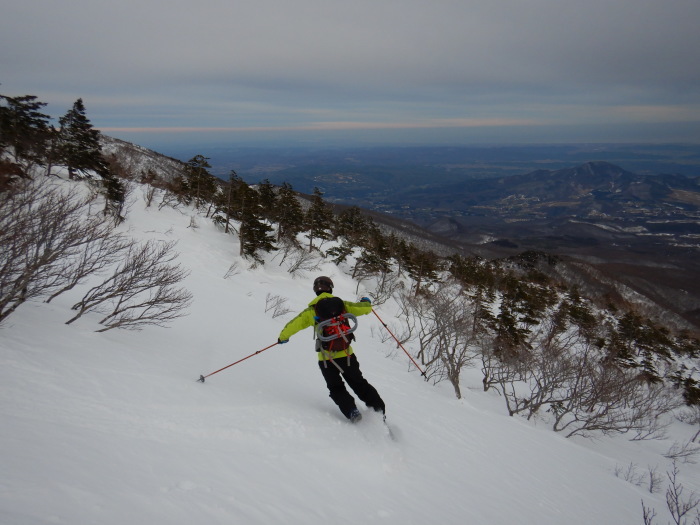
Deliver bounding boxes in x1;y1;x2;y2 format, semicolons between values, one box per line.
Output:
360;297;371;304
277;338;289;344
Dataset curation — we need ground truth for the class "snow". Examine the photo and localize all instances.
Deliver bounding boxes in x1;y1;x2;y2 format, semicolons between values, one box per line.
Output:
2;182;698;525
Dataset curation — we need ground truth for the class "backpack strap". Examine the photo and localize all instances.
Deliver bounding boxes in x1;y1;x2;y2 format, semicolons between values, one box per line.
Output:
318;347;348;372
314;313;358;343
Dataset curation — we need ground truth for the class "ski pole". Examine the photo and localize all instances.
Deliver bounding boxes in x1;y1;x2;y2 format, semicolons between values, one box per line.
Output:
197;342;278;383
372;309;427;380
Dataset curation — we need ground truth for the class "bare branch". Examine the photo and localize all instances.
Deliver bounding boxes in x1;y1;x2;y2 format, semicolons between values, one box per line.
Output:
666;461;700;525
265;293;291;318
67;239;192;331
0;179;119;322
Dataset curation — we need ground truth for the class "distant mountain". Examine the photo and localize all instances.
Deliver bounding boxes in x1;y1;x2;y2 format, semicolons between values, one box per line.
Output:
101;136;187;183
412;161;700;331
101;136;459;257
102;137;700;331
395;161;700;221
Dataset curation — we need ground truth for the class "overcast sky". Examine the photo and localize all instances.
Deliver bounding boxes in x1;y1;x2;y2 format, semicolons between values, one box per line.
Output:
2;0;699;148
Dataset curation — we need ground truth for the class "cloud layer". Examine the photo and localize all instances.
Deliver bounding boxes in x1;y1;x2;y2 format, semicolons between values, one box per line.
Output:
2;0;699;145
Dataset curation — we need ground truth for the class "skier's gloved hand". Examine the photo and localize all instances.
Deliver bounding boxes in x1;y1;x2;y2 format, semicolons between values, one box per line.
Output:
277;338;289;344
360;297;371;304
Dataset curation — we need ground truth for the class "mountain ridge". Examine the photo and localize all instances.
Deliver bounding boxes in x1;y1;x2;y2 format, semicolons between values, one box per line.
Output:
414;161;700;331
103;137;700;331
397;160;700;214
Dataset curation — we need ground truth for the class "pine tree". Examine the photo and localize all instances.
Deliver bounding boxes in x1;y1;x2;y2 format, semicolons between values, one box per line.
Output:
256;179;277;221
210;170;247;233
222;170;241;233
101;168;127;223
352;223;392;279
334;206;371;247
407;250;441;296
275;182;305;243
57;98;109;180
304;187;334;251
184;154;217;210
55;99;125;219
0;93;51;168
447;253;495;289
395;238;415;277
239;185;276;263
367;223;391;265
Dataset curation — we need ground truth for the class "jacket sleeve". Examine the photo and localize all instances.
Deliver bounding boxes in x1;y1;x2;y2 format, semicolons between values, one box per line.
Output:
278;307;316;341
344;300;373;317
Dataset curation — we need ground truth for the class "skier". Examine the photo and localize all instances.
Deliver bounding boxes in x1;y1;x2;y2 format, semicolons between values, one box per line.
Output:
277;276;386;423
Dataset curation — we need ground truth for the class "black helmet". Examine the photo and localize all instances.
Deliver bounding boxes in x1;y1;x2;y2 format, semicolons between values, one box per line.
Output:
313;276;334;295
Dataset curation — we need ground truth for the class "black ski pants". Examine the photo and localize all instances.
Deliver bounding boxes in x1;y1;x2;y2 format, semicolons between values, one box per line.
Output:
318;353;385;419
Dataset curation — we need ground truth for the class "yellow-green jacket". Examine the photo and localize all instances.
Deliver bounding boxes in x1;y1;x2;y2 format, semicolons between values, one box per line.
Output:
278;293;372;361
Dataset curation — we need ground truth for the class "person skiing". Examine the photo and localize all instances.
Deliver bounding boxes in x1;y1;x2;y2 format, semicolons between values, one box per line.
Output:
277;276;385;423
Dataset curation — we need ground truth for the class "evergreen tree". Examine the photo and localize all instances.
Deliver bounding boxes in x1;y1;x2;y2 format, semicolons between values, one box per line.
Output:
274;182;305;243
326;240;355;265
0;93;51;168
304;187;333;251
239;185;276;263
101;168;127;222
183;154;217;210
447;254;496;289
393;236;412;276
256;179;277;221
221;170;242;233
57;98;109;179
55;99;125;219
210;170;247;232
406;249;441;296
366;223;392;265
334;206;371;247
352;223;392;278
608;311;675;381
352;250;387;280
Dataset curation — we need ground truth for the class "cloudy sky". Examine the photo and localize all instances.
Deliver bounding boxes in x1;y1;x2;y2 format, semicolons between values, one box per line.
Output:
2;0;699;148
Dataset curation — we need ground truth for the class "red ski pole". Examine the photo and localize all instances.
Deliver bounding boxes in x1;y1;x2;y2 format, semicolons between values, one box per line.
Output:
198;342;278;382
372;309;427;380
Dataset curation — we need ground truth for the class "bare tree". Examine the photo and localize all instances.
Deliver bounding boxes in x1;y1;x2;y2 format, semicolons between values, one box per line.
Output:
479;334;530;400
362;267;404;307
223;261;241;279
649;468;665;496
158;190;180;211
641;461;700;525
275;237;321;276
143;185;157;208
642;500;657;525
666;461;700;525
44;232;133;303
396;290;443;383
66;239;192;331
398;281;478;399
548;349;679;439
0;179;121;323
474;291;681;437
265;293;291;318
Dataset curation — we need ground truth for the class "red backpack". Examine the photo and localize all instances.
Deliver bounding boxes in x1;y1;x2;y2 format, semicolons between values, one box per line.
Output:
314;297;358;352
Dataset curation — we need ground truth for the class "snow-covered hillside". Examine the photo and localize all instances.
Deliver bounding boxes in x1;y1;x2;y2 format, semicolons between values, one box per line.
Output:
1;180;698;525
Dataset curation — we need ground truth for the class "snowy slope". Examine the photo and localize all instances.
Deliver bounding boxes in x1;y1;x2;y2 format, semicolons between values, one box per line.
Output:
1;182;697;525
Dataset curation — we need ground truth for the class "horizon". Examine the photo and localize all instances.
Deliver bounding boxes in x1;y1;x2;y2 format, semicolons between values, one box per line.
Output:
3;1;699;148
108;125;700;153
119;139;700;183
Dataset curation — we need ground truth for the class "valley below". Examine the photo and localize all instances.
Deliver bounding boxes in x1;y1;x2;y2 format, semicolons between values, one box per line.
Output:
149;142;700;331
